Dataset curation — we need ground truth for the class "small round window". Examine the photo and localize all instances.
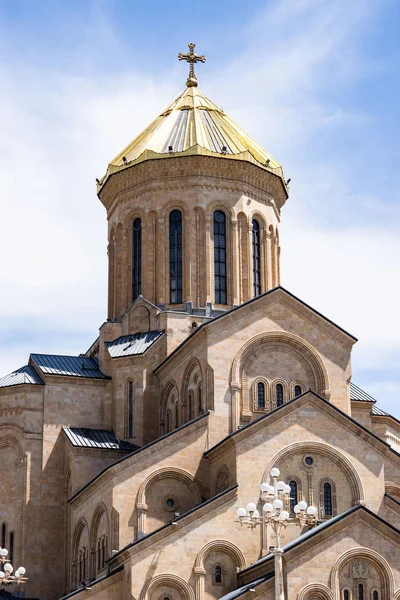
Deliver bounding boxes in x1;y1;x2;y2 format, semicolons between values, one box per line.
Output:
304;456;314;466
166;498;174;508
163;495;180;512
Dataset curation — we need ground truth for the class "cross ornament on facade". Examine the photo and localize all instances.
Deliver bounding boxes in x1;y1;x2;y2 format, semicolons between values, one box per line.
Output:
178;43;206;87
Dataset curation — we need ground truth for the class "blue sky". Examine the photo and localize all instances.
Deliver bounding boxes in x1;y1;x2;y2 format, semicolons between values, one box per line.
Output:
0;0;399;416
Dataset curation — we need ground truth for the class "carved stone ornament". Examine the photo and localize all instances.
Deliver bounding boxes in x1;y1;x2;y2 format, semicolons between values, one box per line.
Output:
351;560;370;579
216;466;230;494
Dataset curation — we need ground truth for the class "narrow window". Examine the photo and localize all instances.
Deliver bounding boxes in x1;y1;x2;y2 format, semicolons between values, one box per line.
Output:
9;531;14;564
1;523;6;548
188;391;193;420
252;219;261;297
175;402;179;429
198;384;202;414
132;217;142;300
343;591;349;600
166;410;171;433
214;210;227;304
373;592;379;600
215;565;222;584
276;383;284;407
289;480;298;514
294;385;302;397
257;382;265;408
127;381;134;438
324;482;332;516
83;549;87;581
169;210;183;304
79;551;82;583
97;540;101;570
358;584;364;600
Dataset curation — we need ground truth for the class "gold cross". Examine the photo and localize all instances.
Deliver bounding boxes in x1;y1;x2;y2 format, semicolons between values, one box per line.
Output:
178;43;206;87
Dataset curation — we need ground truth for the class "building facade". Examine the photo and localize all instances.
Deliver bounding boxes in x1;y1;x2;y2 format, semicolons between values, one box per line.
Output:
0;47;399;600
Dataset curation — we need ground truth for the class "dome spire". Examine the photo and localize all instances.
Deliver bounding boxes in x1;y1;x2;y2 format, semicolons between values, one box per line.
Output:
178;42;206;87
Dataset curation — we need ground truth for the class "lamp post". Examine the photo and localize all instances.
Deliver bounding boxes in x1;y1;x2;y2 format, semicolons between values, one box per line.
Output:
235;467;317;600
0;546;27;586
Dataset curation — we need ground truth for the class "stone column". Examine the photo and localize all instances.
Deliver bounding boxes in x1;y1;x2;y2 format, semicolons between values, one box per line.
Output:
194;566;205;600
265;231;272;290
231;220;239;305
136;503;148;538
248;224;253;300
157;217;165;305
230;383;241;432
184;215;193;303
273;548;285;600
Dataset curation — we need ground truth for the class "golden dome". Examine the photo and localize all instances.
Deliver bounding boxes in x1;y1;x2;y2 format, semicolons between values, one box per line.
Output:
99;85;284;188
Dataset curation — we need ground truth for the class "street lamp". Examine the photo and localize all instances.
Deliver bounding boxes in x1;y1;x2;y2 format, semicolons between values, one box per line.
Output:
235;467;317;600
0;546;27;586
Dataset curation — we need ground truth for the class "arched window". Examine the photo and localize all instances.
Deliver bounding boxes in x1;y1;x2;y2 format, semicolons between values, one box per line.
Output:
175;402;179;429
1;523;6;548
214;210;227;304
127;381;134;438
97;540;101;570
252;219;261;297
289;480;298;514
372;592;379;600
215;565;222;584
198;383;202;414
276;383;284;407
323;482;332;516
169;210;183;304
188;391;194;421
294;384;302;397
358;584;364;600
132;217;142;300
9;531;14;563
257;382;265;408
166;410;171;433
343;589;350;600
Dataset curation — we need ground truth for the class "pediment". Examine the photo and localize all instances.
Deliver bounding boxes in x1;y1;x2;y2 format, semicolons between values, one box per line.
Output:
121;295;160;334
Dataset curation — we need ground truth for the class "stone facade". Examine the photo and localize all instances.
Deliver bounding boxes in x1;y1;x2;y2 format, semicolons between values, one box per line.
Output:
0;80;399;600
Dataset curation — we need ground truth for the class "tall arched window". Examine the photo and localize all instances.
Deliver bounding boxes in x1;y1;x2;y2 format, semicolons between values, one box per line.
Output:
289;480;298;514
175;402;179;429
343;590;350;600
276;383;284;407
169;210;183;304
198;383;202;414
214;210;227;304
166;410;171;433
358;584;364;600
9;531;14;563
252;219;261;297
294;385;302;397
215;565;222;584
257;382;265;409
323;482;332;516
1;523;6;548
188;391;194;421
127;381;134;438
132;217;142;300
372;591;379;600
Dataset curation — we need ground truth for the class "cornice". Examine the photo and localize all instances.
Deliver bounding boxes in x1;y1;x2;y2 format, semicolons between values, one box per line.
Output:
99;156;286;219
41;374;111;387
109;486;238;569
69;412;210;507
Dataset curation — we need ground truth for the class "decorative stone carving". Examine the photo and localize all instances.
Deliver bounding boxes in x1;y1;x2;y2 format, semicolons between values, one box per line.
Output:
351;560;370;579
216;466;230;494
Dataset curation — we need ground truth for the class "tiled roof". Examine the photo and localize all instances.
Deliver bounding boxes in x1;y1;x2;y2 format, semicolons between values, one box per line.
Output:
106;330;164;358
63;428;138;451
350;382;376;402
0;365;44;388
30;354;108;379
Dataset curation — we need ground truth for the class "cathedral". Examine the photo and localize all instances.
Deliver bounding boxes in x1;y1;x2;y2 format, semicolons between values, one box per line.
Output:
0;44;399;600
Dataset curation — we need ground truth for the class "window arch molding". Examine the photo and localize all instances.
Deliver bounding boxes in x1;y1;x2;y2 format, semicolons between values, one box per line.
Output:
342;588;352;600
89;503;110;579
160;380;179;435
271;378;289;408
331;548;394;600
163;202;188;306
206;203;233;306
252;377;270;412
319;478;337;518
285;475;302;514
249;211;267;296
181;358;203;422
297;583;334;600
123;210;146;305
290;380;305;399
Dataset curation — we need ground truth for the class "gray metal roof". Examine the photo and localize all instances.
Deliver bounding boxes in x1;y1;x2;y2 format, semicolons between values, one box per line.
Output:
63;428;138;451
30;354;108;379
0;365;44;388
106;330;164;358
350;382;376;402
371;405;390;417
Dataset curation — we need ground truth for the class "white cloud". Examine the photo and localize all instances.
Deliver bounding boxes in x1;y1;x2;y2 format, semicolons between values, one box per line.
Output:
0;0;398;415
